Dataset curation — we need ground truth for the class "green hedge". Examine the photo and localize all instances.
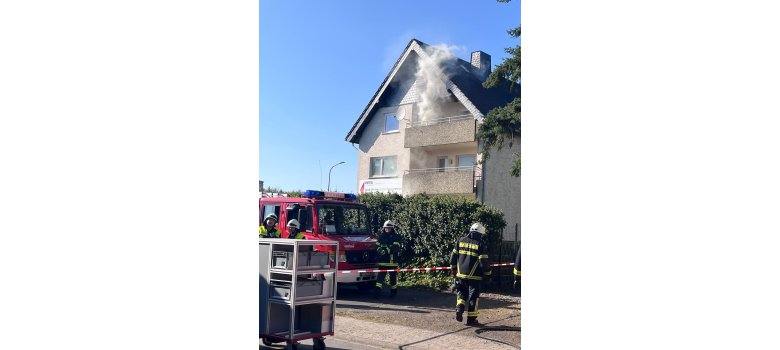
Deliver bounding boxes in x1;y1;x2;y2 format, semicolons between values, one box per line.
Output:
359;193;506;268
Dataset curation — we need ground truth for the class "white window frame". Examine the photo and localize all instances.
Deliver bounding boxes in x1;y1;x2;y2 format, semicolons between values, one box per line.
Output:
383;113;400;134
369;156;397;178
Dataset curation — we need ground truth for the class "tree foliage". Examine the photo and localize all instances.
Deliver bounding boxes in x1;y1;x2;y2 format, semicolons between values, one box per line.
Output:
480;0;521;176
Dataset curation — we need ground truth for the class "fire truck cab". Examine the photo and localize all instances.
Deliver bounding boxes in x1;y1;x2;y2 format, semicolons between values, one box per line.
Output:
259;190;378;290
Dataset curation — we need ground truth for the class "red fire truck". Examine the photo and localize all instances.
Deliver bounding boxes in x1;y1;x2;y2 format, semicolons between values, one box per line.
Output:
259;190;378;291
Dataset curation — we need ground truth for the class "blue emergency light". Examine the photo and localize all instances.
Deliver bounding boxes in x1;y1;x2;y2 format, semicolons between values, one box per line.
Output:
303;190;325;198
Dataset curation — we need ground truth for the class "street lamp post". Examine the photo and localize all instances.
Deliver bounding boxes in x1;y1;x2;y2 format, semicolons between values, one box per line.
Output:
327;161;345;192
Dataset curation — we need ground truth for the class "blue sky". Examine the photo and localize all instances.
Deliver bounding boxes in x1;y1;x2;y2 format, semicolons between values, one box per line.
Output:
260;0;520;193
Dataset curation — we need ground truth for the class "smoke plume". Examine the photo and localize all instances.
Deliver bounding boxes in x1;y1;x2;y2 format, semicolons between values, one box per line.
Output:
414;44;460;123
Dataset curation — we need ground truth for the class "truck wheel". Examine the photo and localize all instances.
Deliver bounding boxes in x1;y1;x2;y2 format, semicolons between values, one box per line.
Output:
313;337;326;350
356;281;375;292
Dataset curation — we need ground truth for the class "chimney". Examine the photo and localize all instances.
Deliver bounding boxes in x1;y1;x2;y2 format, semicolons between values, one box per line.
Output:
470;51;491;81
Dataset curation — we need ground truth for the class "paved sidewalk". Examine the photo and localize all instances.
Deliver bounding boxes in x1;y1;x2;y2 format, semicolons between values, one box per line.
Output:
331;315;518;350
260;315;518;350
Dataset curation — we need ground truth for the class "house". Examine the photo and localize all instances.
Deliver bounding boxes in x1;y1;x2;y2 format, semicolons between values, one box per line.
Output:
345;39;520;241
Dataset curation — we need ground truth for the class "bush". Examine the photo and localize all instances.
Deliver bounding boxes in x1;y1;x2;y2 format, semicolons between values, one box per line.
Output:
358;193;507;289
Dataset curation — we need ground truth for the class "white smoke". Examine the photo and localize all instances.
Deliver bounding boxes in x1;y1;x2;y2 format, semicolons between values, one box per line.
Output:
414;44;462;123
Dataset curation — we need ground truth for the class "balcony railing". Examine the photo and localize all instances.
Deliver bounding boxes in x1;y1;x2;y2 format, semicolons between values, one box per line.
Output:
403;114;476;148
402;165;482;194
404;166;475;174
406;113;473;128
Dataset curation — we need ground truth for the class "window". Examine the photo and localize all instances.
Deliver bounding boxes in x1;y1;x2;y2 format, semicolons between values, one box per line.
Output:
261;204;280;225
370;156;397;177
457;155;476;170
317;204;370;235
384;114;399;133
286;204;314;232
438;156;448;172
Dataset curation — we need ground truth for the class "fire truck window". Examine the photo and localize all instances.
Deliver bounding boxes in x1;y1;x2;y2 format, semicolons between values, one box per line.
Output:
261;205;280;224
299;206;313;232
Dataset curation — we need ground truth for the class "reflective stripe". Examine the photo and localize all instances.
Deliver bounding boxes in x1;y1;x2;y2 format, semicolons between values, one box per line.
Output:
375;283;383;288
456;273;483;280
456;298;465;306
469;259;480;276
458;250;478;257
458;242;480;250
514;267;521;276
468;312;479;316
478;254;489;259
391;285;397;289
484;270;492;275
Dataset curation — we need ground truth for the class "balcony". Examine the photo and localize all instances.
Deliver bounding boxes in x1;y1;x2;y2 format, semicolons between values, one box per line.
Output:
404;114;476;148
402;166;480;196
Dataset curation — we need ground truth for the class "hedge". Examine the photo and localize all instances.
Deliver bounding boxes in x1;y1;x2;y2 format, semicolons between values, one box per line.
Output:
359;193;506;268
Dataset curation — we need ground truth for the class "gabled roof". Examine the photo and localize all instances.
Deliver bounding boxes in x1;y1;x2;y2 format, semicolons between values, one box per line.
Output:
345;38;519;144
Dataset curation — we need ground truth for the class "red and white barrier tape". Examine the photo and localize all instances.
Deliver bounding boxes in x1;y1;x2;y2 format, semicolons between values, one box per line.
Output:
337;262;515;274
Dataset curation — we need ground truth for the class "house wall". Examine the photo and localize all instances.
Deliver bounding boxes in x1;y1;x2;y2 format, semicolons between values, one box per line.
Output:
480;135;521;242
357;104;413;192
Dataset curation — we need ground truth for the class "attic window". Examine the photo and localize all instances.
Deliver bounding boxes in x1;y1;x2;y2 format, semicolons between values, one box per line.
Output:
384;114;399;133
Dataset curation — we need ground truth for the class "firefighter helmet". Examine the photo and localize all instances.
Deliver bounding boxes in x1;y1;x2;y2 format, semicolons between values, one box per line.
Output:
265;213;278;222
383;220;395;228
287;219;300;229
470;222;486;235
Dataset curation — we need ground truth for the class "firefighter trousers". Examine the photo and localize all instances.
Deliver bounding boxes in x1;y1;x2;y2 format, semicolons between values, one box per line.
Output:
375;266;398;291
456;278;481;319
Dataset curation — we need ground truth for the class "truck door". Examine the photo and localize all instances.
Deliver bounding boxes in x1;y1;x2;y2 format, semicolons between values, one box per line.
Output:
284;203;314;237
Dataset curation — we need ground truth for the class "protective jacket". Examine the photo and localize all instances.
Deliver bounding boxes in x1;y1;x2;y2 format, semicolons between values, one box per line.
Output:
449;231;492;281
513;247;521;278
286;231;305;239
377;230;402;266
259;225;280;238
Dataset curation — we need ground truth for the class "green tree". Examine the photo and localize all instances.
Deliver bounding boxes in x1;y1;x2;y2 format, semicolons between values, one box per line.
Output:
479;0;521;177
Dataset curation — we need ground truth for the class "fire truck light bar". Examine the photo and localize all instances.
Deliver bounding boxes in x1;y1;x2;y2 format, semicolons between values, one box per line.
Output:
303;190;325;198
303;190;357;200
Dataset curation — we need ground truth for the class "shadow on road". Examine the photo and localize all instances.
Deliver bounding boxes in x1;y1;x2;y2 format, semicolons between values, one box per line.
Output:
337;285;518;312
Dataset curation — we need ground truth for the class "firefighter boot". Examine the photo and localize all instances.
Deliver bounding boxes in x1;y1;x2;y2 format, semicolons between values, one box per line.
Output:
466;317;484;327
455;304;465;322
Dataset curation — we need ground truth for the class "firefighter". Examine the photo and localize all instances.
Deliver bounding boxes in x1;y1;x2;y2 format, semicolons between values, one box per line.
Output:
259;213;281;238
286;219;305;239
513;245;521;292
375;220;402;298
449;222;492;326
